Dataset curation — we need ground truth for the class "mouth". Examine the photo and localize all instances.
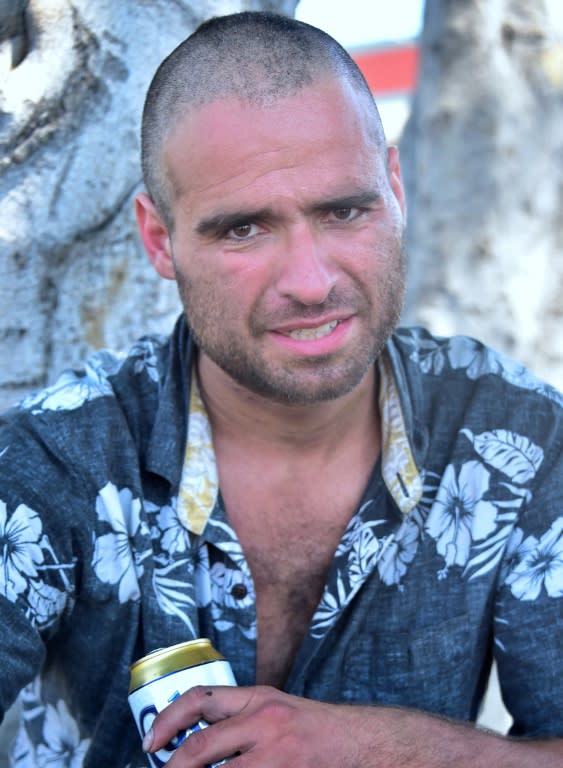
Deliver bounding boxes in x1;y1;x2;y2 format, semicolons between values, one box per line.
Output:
280;320;339;341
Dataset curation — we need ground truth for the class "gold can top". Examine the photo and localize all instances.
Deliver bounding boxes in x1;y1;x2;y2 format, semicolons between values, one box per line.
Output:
129;638;225;694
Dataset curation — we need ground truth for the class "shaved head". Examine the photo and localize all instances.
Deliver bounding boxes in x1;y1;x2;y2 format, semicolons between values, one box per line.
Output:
141;11;385;230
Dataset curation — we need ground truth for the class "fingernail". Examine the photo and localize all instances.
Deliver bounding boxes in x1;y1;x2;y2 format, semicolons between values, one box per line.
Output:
142;728;154;752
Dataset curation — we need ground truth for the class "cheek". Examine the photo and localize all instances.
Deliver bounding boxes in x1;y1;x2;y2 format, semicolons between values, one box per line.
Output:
178;256;271;326
342;229;399;276
221;248;276;282
368;216;404;263
341;230;405;308
213;254;277;312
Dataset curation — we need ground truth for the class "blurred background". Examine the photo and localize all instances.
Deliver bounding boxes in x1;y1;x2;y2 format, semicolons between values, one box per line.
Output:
297;0;424;142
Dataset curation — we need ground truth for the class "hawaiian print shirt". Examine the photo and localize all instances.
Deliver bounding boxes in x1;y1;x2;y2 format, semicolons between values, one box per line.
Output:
0;316;561;768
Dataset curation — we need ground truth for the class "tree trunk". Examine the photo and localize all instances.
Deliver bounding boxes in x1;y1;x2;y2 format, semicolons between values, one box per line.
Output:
0;0;298;410
400;0;563;388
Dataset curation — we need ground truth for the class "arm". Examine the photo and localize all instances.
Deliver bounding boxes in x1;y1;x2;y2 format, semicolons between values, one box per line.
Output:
143;684;563;768
0;408;77;719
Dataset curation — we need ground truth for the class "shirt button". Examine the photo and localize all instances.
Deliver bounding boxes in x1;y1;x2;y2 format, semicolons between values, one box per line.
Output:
231;583;248;600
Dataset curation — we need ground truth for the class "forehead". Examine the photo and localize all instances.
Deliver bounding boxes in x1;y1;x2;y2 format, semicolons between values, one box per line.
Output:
163;78;386;213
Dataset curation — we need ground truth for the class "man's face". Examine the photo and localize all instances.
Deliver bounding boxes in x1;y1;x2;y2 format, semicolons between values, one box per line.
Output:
151;77;406;404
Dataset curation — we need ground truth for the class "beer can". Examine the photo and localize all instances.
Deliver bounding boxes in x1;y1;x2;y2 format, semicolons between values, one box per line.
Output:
129;638;237;768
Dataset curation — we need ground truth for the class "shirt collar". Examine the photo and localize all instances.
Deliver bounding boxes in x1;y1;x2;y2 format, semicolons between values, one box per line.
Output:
177;342;423;535
145;316;194;486
378;350;423;515
177;373;219;535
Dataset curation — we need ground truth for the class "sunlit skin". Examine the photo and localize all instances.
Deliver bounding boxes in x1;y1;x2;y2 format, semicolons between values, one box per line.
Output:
136;76;407;427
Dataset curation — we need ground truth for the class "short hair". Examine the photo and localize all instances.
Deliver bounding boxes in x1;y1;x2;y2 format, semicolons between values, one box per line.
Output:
141;11;384;230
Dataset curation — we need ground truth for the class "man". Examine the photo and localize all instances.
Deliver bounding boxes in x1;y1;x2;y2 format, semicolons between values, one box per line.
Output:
0;11;561;768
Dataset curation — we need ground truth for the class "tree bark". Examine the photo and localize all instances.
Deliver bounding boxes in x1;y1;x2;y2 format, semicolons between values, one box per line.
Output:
2;1;562;410
400;0;563;388
0;0;298;410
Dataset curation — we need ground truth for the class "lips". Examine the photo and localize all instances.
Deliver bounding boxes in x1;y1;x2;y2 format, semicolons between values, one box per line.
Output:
281;320;339;340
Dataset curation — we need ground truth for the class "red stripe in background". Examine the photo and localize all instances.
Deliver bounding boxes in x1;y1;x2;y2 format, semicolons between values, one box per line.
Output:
352;43;419;95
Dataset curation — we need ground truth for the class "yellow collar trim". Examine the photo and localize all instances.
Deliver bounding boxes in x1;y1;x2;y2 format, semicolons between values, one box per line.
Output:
177;375;219;535
177;352;422;534
378;352;423;515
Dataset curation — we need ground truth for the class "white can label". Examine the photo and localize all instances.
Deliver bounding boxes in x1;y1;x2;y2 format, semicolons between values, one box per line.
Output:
129;658;236;767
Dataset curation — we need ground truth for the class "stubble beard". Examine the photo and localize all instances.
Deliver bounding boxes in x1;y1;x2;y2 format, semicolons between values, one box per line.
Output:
175;248;406;405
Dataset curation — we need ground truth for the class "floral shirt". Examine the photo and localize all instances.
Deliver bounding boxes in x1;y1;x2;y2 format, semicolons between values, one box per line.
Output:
0;316;561;768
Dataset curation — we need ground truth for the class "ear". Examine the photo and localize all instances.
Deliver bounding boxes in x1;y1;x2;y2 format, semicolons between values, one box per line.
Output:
135;192;175;280
386;145;407;222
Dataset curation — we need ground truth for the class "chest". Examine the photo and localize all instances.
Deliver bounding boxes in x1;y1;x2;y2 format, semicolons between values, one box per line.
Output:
211;420;381;685
223;476;360;588
220;481;363;686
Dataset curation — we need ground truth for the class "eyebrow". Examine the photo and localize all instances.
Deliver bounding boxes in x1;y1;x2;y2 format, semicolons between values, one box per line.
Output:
195;191;383;238
196;208;274;237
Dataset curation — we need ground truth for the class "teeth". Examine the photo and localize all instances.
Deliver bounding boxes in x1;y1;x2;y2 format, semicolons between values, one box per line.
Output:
284;320;338;340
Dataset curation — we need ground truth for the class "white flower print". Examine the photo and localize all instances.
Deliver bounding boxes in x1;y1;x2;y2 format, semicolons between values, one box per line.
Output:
26;579;68;628
10;720;34;767
499;526;525;585
492;356;562;405
400;329;562;404
402;332;488;376
346;522;382;589
505;517;563;601
92;483;146;602
152;560;197;634
311;574;348;637
35;700;90;768
462;429;543;484
402;332;450;375
335;515;364;557
210;561;255;611
447;337;504;379
0;502;72;629
377;517;420;586
209;561;256;638
130;337;164;383
335;503;384;557
0;500;44;601
426;461;498;574
194;542;212;607
154;499;191;557
311;508;389;637
20;350;124;414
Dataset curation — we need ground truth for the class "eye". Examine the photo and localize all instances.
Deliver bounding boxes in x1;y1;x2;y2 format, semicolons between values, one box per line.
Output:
228;222;259;240
330;207;360;222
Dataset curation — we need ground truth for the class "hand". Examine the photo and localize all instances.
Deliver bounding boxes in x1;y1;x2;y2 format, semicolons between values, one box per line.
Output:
142;684;370;767
142;684;563;767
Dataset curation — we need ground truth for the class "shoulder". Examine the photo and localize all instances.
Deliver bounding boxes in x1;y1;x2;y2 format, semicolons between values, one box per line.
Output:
386;327;561;505
0;333;173;501
13;333;171;418
389;326;561;418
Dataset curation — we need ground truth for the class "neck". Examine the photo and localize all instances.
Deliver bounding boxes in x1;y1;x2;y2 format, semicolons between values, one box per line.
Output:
196;353;380;453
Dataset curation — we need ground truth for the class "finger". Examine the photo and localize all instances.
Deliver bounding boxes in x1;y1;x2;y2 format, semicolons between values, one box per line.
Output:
145;685;258;752
167;714;254;768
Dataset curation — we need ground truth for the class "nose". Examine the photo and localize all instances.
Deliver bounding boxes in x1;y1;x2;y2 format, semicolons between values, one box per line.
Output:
275;223;338;305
